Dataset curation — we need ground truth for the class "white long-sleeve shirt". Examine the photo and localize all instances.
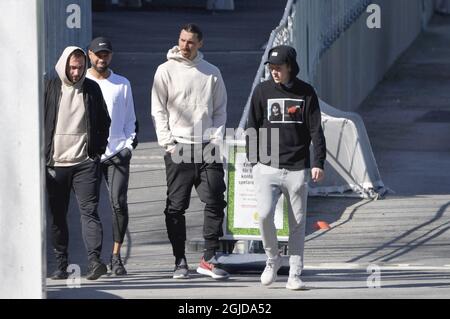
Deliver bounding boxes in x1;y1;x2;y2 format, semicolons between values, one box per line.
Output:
86;69;137;161
151;46;227;149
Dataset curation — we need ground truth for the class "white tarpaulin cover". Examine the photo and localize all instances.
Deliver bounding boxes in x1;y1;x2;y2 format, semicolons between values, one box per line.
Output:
308;100;388;199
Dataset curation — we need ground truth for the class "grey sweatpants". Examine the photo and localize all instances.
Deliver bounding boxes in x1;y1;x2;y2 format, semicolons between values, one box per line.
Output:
252;163;309;271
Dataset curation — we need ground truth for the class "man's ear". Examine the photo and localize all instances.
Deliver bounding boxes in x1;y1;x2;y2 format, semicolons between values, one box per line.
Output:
287;63;292;73
198;40;204;49
87;49;94;60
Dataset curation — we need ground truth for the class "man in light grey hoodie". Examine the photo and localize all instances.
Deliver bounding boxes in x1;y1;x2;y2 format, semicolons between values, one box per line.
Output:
151;23;229;280
44;46;111;281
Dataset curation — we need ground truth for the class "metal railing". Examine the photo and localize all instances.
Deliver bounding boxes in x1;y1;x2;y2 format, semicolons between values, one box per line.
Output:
236;0;296;134
302;0;372;83
237;0;373;134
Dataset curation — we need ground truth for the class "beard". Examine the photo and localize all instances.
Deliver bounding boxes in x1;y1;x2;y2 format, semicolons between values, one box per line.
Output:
94;63;109;73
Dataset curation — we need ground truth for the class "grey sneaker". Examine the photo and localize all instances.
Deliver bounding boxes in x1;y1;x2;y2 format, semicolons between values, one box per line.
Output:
196;257;229;280
260;255;282;286
286;275;307;290
173;257;189;279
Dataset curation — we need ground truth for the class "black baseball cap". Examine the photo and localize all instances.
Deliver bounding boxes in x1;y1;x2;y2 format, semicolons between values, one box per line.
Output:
265;45;296;65
264;45;300;77
89;37;113;53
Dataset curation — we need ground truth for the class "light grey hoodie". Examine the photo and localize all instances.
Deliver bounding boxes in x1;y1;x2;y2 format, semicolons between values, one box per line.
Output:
52;46;89;167
151;46;227;149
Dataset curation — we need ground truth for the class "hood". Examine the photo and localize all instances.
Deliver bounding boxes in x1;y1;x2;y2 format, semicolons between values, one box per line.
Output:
265;45;300;80
55;46;87;86
166;46;204;66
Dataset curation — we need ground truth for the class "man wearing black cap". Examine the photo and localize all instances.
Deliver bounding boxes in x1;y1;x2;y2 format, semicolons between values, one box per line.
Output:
246;45;326;290
87;37;139;276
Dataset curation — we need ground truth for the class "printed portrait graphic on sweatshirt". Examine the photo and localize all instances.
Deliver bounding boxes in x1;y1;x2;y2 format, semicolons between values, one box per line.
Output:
267;98;305;123
268;101;283;122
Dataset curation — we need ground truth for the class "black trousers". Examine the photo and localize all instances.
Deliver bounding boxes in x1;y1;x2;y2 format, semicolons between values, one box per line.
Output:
164;144;227;259
46;159;103;262
102;148;131;244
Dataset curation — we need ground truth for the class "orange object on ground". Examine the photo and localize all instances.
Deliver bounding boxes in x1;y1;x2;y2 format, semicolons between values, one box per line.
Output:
314;221;331;230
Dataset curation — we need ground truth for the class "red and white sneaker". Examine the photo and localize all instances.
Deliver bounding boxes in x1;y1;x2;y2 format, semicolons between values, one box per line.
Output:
196;257;230;280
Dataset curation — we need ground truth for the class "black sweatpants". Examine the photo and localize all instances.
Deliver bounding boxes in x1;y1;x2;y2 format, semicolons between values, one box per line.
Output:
163;144;227;260
46;159;103;262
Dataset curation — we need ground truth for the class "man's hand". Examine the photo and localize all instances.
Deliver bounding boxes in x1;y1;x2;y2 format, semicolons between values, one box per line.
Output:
166;143;177;154
311;167;324;183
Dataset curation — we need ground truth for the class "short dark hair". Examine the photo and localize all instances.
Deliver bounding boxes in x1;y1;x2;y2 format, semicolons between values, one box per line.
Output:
181;23;203;41
69;49;85;60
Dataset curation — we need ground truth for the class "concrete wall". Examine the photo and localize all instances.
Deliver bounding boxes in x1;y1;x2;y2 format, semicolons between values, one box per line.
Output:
45;0;92;76
0;0;92;298
294;0;435;112
0;0;45;299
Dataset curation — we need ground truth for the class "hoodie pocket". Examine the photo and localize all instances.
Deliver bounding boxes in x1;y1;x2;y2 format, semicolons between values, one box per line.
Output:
52;133;88;163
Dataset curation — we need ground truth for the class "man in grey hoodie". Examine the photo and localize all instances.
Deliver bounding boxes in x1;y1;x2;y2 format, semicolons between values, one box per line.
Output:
152;23;229;280
44;46;111;281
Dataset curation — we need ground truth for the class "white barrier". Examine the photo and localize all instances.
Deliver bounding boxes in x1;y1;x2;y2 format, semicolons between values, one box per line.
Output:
0;0;45;299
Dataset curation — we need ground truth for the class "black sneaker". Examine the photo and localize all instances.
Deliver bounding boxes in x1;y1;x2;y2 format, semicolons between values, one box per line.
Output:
86;260;107;280
51;268;69;280
51;252;69;280
110;254;127;276
173;256;189;279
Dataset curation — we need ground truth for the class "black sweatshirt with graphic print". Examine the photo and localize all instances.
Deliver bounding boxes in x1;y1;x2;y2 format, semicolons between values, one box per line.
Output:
245;78;326;171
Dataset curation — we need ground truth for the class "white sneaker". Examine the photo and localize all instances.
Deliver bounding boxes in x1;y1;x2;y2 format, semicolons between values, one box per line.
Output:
286;275;307;290
260;255;282;286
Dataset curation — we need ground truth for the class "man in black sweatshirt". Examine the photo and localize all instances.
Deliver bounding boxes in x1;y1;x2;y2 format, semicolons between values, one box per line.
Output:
246;45;326;290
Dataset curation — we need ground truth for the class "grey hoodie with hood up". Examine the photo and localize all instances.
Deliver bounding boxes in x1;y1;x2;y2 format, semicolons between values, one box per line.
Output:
52;46;89;167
